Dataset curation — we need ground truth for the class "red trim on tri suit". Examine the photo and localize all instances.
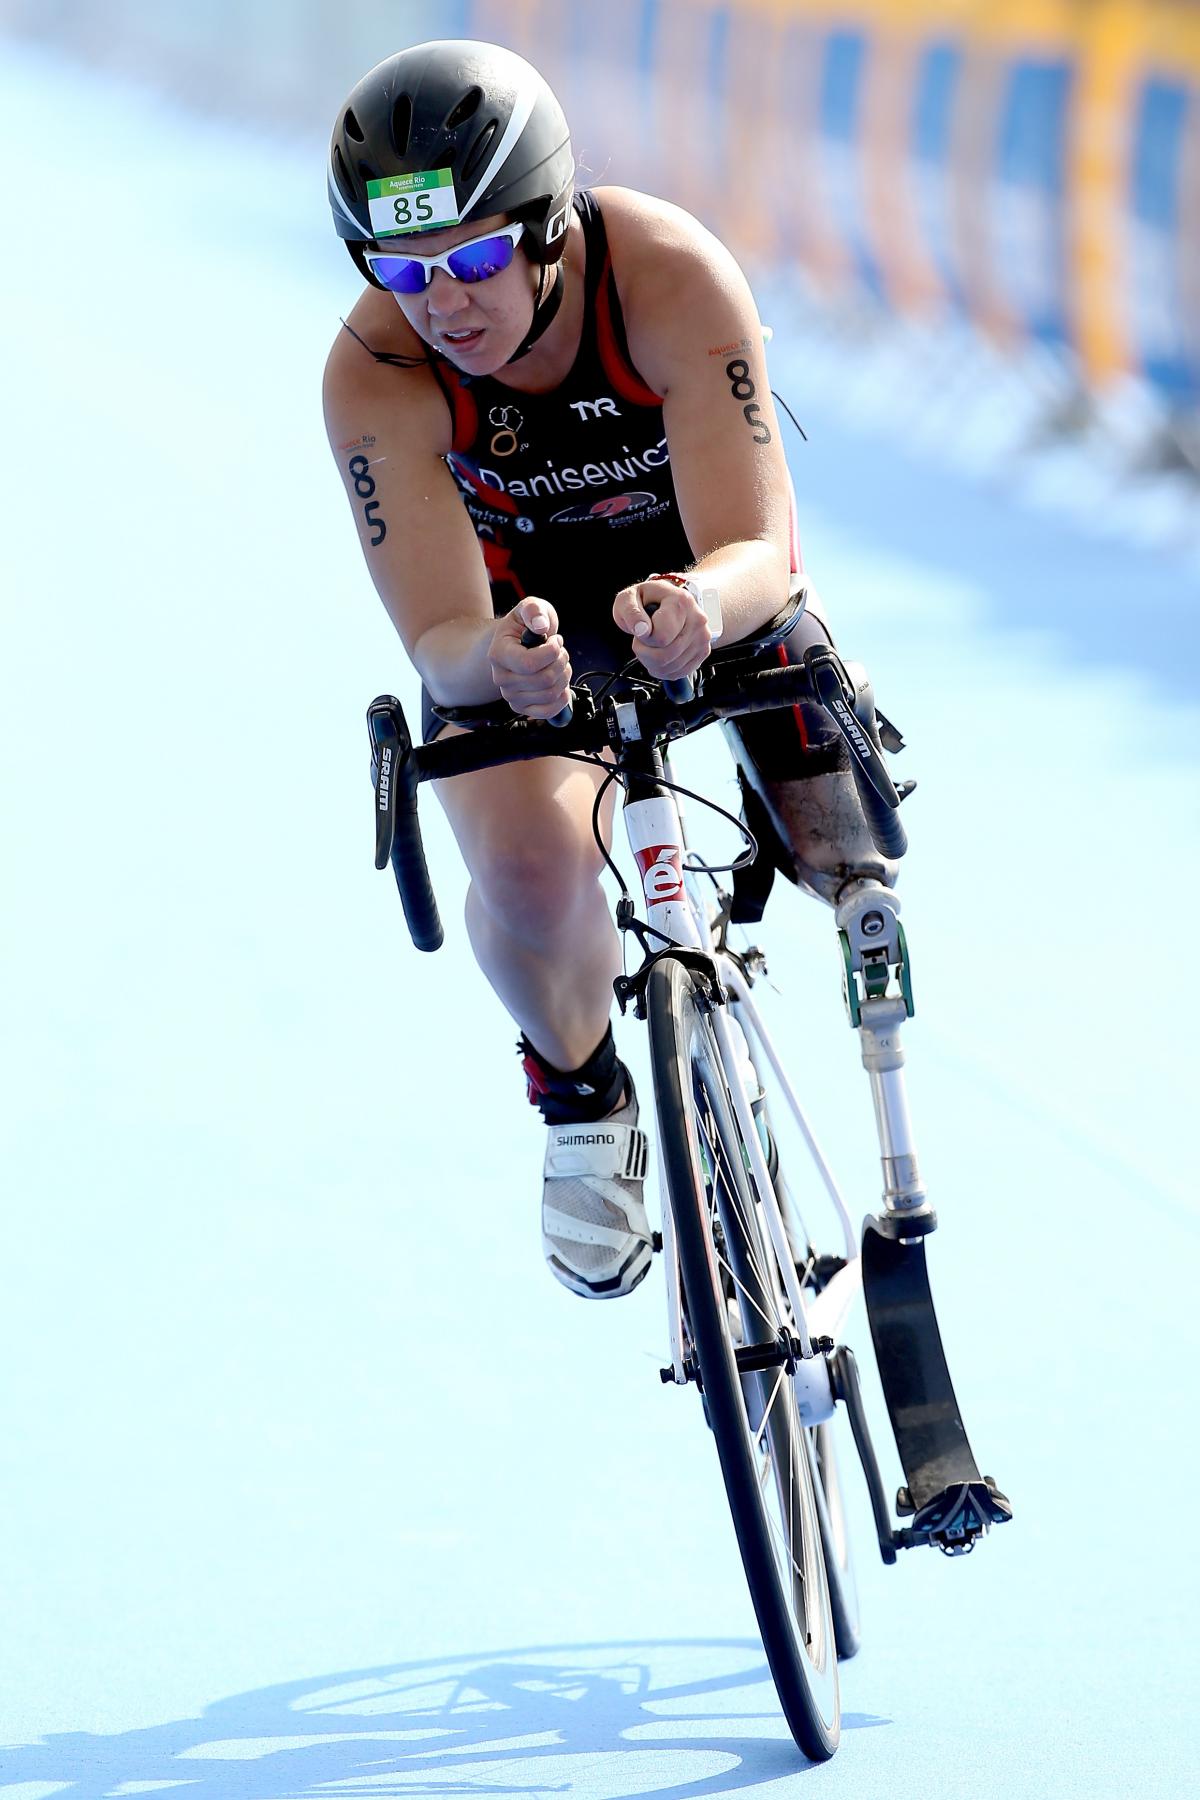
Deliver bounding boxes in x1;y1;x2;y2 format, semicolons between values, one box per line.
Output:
595;253;663;407
448;375;479;453
425;354;480;452
481;535;527;604
446;450;521;514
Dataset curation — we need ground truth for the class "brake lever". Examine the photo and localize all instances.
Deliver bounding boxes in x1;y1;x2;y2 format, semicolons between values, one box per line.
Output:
804;646;897;802
366;695;405;870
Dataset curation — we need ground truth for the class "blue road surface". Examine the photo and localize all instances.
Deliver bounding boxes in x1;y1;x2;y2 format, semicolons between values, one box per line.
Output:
2;41;1198;1800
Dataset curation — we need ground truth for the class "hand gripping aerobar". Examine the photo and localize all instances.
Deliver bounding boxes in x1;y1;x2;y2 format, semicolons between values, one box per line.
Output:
518;601;692;731
366;643;911;950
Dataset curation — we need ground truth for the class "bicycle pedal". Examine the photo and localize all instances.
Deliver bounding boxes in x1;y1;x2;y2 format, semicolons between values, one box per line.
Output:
905;1480;1013;1555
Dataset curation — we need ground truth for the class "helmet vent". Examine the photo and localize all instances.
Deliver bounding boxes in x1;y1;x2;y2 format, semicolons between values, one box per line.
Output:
444;87;482;131
462;118;499;184
343;107;365;143
390;93;413;156
332;144;352;194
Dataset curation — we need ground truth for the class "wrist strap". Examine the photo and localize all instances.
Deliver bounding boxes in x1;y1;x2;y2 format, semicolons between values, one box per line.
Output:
645;572;723;642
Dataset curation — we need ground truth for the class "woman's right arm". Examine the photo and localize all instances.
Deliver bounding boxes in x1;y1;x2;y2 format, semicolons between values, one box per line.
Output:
322;333;500;706
322;331;572;716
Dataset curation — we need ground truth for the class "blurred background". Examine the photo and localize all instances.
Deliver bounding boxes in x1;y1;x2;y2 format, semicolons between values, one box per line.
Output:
4;0;1199;536
1;5;1197;1797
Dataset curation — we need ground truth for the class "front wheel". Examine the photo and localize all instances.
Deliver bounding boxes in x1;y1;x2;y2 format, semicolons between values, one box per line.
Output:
648;956;840;1761
730;999;861;1661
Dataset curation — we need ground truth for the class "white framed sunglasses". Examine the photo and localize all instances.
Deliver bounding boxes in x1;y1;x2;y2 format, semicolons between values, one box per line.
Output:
364;221;526;294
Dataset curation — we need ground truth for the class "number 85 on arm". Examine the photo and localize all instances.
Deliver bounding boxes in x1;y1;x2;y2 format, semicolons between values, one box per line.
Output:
345;450;386;547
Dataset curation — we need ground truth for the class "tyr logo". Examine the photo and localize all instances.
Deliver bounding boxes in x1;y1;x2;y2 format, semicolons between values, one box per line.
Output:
635;844;684;905
569;397;622;421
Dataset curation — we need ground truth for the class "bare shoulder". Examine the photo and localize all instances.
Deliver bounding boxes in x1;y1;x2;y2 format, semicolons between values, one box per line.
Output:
322;287;451;458
591;185;732;267
588;186;762;394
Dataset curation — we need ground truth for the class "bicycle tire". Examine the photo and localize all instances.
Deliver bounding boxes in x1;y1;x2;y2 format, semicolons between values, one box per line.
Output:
648;956;840;1760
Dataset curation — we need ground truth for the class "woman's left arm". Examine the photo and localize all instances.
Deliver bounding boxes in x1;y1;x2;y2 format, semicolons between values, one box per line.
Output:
610;191;795;654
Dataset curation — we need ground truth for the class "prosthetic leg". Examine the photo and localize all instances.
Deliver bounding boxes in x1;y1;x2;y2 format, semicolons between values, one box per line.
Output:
726;602;1011;1557
834;879;1010;1556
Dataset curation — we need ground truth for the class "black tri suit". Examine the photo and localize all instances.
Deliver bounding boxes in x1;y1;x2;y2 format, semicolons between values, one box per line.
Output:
370;189;846;868
419;188;701;738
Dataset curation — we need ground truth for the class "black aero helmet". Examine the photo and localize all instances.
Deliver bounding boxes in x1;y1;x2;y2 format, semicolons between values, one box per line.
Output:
328;39;575;286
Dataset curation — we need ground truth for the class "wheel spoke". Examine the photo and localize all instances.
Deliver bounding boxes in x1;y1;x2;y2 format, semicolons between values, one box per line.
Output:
719;1252;774;1334
696;1111;777;1336
753;1362;788;1444
716;1243;774;1335
764;1452;804;1585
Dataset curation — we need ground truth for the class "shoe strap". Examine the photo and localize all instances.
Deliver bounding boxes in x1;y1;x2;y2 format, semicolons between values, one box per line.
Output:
542;1202;638;1251
544;1121;649;1183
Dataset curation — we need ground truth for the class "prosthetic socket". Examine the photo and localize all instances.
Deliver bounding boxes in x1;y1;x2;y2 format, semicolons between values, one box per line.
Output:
725;617;926;1217
726;655;899;909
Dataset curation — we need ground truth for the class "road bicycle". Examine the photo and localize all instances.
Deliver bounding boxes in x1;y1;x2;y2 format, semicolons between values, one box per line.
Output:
366;587;1011;1760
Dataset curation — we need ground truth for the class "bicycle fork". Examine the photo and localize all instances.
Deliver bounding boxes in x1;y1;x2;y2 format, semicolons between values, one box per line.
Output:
619;742;827;1400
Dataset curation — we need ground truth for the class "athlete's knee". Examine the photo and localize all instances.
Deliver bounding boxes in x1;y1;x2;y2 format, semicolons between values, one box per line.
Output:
469;828;604;938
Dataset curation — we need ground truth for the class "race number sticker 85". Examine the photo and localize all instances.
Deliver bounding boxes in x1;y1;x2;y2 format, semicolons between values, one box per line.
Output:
367;170;459;237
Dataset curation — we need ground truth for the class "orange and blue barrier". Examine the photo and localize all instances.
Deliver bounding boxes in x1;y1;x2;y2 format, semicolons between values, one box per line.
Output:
4;0;1196;408
457;0;1200;409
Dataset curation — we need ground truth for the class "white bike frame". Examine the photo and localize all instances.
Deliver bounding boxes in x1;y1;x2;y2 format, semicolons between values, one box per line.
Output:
622;782;862;1426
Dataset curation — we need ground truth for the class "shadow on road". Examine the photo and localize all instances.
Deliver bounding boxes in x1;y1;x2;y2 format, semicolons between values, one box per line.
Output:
0;1639;889;1797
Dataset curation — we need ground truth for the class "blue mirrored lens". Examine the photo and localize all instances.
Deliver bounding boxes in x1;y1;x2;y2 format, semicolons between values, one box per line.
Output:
371;256;430;295
445;235;517;283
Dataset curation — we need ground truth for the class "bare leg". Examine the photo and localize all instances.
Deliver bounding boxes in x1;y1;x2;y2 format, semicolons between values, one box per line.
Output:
433;726;621;1068
463;877;619;1069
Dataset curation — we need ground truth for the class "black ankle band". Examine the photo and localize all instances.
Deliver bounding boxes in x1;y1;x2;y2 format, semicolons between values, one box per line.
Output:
519;1026;627;1125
